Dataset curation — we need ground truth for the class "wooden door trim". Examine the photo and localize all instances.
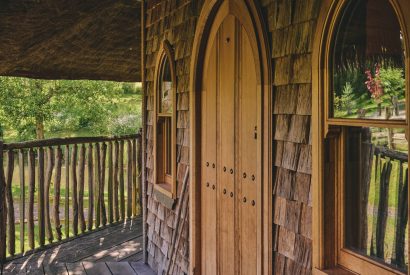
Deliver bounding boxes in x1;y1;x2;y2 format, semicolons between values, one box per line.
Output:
189;1;272;274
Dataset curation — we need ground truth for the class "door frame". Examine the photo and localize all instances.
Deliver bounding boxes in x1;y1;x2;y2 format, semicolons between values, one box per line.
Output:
189;1;272;274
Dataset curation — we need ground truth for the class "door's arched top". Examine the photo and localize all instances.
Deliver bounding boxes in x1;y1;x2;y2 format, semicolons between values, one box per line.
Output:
190;0;271;92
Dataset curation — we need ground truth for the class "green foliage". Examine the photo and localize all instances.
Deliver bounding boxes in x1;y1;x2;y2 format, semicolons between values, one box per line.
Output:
379;67;405;106
122;83;142;95
333;62;405;119
109;114;141;136
0;77;141;142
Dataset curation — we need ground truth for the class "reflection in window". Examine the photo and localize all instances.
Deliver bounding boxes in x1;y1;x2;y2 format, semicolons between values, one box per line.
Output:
344;127;408;271
332;0;406;120
159;58;173;114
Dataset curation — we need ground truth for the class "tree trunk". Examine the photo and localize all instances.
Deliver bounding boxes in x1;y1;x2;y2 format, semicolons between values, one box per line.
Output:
36;118;45;140
393;96;399;116
378;103;382;116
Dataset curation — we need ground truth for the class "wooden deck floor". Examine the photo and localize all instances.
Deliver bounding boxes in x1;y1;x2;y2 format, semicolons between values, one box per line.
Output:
1;217;154;274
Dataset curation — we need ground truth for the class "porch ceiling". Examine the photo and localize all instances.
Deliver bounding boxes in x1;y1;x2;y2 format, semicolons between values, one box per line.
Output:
0;0;141;82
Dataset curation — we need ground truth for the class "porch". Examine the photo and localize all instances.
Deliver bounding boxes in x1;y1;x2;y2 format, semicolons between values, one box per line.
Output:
0;134;153;274
2;218;149;274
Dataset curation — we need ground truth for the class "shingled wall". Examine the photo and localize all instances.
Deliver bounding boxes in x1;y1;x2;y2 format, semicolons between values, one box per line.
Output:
144;0;204;274
259;0;321;273
143;0;321;274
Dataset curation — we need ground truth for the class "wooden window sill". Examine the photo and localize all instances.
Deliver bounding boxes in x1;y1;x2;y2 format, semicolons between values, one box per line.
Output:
314;267;358;275
153;183;176;210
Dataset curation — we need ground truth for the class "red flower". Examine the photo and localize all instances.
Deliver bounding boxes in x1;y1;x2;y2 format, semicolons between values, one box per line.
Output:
365;64;383;100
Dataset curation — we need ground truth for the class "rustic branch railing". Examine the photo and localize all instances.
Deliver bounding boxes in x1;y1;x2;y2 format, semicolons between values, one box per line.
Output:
0;133;142;262
369;146;408;268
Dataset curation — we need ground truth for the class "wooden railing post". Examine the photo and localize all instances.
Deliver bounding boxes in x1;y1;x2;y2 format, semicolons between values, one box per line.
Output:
87;143;94;231
28;148;35;250
137;134;142;216
6;150;15;256
132;138;137;217
18;149;25;253
100;142;107;226
64;145;70;238
78;144;86;233
94;143;101;228
54;146;63;241
119;140;125;221
71;144;78;236
126;140;133;219
108;142;113;224
45;147;55;243
38;147;45;247
113;141;119;222
0;141;6;264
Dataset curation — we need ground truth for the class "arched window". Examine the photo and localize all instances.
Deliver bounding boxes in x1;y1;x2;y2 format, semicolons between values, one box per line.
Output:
314;0;409;274
154;41;176;198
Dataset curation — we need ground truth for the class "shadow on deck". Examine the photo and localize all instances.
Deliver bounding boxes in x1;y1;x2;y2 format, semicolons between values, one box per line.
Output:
1;217;154;274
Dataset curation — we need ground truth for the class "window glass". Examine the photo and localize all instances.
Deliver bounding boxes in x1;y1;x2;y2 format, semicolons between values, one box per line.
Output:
159;58;173;114
332;0;406;120
344;126;408;272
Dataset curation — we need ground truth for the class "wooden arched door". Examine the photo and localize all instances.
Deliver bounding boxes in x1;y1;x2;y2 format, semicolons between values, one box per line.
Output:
200;7;262;275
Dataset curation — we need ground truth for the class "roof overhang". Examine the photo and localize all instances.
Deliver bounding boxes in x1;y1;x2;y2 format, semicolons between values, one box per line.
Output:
0;0;141;82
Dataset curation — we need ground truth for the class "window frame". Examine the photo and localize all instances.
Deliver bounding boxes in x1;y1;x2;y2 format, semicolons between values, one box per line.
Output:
153;40;177;199
312;0;410;274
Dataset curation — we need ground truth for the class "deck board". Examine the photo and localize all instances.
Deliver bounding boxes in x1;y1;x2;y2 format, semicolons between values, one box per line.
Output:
82;262;112;275
119;251;143;263
106;262;135;275
88;237;143;262
129;262;156;275
65;263;86;275
1;217;154;274
43;263;68;275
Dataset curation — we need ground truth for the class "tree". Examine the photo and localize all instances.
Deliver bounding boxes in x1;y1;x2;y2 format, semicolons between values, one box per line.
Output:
379;67;405;116
340;82;355;115
0;77;122;141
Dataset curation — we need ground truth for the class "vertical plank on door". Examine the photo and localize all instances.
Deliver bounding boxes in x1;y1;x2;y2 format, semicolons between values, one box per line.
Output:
200;28;219;275
218;15;236;275
238;25;259;275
